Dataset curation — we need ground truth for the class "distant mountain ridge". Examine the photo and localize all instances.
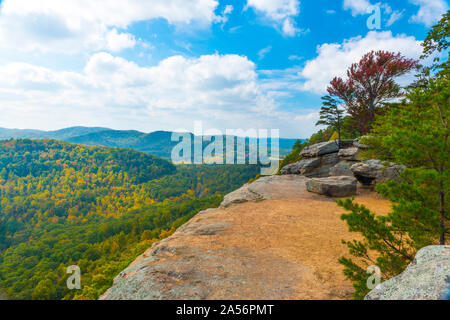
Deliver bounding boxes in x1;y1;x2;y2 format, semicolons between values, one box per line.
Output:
0;126;111;140
0;127;301;159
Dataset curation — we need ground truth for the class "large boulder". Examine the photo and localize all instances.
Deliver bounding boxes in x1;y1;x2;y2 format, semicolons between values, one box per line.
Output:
365;246;450;300
281;153;340;177
306;176;357;197
300;141;339;158
351;160;405;185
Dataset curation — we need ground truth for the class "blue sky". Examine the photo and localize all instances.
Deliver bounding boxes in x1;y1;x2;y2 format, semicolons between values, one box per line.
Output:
0;0;448;138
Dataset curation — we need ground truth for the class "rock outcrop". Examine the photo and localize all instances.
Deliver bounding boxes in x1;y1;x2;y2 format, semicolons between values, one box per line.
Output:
281;139;405;187
351;160;405;185
306;176;357;197
365;246;450;300
100;175;392;300
282;140;361;179
280;153;340;177
300;141;340;158
329;161;354;177
338;147;359;161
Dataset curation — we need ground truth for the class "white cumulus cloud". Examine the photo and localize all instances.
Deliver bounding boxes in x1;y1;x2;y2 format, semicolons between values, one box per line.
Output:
106;29;137;52
246;0;301;36
409;0;448;27
299;31;423;94
0;51;320;137
0;0;221;53
343;0;372;16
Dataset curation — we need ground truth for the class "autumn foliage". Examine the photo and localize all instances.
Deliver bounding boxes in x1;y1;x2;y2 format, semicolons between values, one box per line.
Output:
327;50;418;134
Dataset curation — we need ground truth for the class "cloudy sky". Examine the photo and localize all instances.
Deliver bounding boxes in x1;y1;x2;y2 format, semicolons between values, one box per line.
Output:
0;0;448;138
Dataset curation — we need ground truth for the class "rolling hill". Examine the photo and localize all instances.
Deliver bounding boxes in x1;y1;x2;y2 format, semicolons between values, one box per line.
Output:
0;139;260;300
0;127;301;159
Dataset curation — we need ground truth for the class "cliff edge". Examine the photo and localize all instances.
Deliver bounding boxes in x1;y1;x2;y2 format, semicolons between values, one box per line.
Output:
100;175;391;300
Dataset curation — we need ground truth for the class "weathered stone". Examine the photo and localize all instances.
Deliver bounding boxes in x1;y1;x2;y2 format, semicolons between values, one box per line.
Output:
330;161;354;177
306;176;357;197
307;153;340;177
191;222;233;236
351;160;405;185
279;162;298;175
280;153;340;178
338;147;359;161
220;184;263;207
280;158;320;175
221;175;307;207
300;141;339;158
365;246;450;300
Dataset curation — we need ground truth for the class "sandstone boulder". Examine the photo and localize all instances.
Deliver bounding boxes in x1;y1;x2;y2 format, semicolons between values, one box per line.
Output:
338;147;359;161
280;158;320;175
365;246;450;300
351;160;405;185
306;176;357;197
281;153;340;177
300;141;339;158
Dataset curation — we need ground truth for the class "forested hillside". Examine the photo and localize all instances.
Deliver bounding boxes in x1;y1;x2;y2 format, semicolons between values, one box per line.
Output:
0;139;259;299
0;127;299;159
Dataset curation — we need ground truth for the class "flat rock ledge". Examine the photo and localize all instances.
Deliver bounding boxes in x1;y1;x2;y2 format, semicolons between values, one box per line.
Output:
220;175;307;207
365;246;450;300
306;176;357;197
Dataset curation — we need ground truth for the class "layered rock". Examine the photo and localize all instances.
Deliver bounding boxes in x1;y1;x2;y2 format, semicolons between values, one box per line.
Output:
281;139;405;187
300;141;340;158
282;140;361;178
306;176;357;197
365;246;450;300
338;147;359;161
329;161;354;177
280;153;340;177
351;160;405;185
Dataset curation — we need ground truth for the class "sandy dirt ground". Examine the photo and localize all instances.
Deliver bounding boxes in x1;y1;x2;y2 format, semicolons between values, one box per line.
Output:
101;176;391;300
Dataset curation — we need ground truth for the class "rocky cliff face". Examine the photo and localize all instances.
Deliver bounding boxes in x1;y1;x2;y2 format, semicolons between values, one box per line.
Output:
100;175;392;300
365;246;450;300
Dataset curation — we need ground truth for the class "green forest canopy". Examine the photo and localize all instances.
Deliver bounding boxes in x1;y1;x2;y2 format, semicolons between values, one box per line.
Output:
0;139;259;300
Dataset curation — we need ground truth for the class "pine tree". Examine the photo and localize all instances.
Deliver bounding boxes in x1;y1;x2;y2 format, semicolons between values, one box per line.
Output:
316;95;345;148
338;15;449;299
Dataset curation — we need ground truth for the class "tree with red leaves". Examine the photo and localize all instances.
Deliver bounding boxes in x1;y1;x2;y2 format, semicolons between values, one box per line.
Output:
327;50;418;134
